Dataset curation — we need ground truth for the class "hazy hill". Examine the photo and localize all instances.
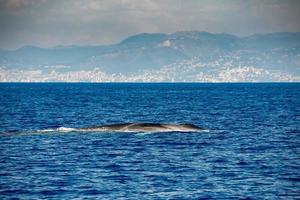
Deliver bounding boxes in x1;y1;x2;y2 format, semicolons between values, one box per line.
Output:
1;31;300;82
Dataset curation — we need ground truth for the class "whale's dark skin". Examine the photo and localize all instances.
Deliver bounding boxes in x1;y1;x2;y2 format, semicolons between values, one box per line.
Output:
79;123;203;132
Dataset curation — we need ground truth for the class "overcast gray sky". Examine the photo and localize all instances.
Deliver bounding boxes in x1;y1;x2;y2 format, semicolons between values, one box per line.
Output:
0;0;300;49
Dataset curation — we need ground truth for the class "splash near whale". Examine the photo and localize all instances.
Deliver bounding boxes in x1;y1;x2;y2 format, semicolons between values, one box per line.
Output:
79;123;203;132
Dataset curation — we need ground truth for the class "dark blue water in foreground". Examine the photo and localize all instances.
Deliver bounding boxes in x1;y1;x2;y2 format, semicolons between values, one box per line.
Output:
0;83;299;199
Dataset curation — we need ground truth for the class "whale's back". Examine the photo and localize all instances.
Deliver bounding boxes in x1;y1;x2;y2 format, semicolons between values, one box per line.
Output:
81;122;203;132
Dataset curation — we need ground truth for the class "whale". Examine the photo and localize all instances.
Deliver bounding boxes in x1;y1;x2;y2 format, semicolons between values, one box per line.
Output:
78;123;203;132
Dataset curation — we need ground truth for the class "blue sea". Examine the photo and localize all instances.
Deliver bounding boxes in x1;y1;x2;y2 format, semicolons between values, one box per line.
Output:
0;83;299;199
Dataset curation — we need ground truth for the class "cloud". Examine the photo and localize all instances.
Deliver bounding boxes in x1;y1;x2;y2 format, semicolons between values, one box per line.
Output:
0;0;300;49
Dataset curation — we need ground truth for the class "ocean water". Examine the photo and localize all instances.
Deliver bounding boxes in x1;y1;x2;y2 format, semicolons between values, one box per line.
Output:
0;83;299;199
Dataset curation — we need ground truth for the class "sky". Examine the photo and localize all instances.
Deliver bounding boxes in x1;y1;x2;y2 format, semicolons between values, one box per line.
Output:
0;0;300;49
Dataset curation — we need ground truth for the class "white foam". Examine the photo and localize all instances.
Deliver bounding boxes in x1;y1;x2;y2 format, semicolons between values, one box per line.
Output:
56;127;77;132
37;129;56;133
37;127;77;133
202;129;210;133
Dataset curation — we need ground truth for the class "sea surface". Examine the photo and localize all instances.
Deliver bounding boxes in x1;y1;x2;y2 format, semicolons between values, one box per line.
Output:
0;83;299;199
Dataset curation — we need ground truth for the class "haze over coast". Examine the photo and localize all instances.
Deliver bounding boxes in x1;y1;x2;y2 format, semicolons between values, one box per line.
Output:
0;0;299;82
1;31;300;82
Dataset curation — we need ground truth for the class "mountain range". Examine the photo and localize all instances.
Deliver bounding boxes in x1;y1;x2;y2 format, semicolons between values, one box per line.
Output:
1;31;300;82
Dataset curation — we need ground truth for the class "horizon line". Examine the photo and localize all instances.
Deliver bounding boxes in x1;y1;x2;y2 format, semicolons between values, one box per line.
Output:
0;82;299;84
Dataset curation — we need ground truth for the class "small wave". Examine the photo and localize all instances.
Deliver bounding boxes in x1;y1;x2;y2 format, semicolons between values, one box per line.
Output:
37;127;77;133
201;129;210;133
